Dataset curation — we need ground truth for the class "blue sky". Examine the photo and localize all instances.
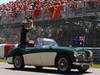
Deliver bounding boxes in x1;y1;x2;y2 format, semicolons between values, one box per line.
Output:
0;0;16;4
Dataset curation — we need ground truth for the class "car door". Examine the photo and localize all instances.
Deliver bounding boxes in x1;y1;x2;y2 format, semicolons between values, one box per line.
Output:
40;47;57;66
23;47;42;66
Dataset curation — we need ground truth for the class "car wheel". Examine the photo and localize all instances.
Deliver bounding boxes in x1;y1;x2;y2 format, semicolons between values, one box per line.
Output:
57;56;71;72
13;55;24;70
77;65;89;72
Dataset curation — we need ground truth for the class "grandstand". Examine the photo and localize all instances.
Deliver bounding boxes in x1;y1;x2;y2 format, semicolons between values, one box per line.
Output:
0;0;32;44
0;0;100;47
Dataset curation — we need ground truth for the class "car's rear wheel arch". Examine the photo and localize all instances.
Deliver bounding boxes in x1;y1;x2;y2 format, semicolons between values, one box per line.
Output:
13;51;23;59
13;51;25;69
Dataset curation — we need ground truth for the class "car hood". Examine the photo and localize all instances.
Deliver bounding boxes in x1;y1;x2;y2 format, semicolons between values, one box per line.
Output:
74;47;93;51
52;46;75;52
52;46;91;52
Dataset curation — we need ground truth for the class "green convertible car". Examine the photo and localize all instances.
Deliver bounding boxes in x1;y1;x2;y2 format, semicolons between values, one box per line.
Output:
7;38;93;72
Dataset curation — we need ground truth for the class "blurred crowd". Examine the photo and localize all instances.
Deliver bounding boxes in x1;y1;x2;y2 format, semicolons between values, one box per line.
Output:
32;0;100;19
0;0;32;12
0;0;100;24
0;0;32;44
0;0;32;24
0;0;100;44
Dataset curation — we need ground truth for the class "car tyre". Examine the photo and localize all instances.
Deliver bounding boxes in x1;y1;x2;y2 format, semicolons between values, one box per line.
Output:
13;55;24;70
77;65;89;72
57;56;71;72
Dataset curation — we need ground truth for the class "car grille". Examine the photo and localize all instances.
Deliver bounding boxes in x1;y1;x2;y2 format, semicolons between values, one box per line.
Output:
77;51;92;62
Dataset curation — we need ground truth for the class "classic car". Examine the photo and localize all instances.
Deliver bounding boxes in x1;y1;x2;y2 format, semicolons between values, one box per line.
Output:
7;38;93;72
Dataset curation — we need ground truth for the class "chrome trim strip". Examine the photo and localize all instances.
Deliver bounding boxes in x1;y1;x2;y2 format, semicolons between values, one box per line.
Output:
73;62;92;66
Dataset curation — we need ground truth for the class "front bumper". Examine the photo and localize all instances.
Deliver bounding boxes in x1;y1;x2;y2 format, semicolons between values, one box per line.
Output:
6;57;13;64
73;51;93;66
73;62;92;66
73;54;93;67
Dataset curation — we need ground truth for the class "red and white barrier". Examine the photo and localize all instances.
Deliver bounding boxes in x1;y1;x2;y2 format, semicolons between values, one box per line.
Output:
0;44;17;58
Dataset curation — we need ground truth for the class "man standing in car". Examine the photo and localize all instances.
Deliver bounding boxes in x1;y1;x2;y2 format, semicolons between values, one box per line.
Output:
19;17;33;47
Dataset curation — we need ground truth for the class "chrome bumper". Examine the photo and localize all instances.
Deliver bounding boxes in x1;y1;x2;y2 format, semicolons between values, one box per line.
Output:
73;62;93;67
7;57;13;64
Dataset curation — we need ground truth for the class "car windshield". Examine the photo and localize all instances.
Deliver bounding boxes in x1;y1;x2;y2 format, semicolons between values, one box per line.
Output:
36;38;58;47
26;28;58;47
42;40;58;46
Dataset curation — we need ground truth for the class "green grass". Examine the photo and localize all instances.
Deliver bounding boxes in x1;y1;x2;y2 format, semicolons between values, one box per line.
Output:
92;64;100;68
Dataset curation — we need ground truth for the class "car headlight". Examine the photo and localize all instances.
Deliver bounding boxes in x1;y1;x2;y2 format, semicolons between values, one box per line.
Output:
74;51;85;57
74;51;78;57
88;50;93;57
